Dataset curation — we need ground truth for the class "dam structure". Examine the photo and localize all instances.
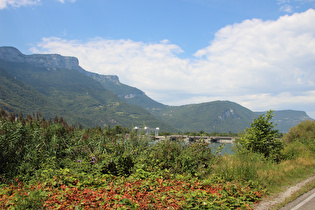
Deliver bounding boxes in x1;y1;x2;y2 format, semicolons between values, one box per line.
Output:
155;135;236;144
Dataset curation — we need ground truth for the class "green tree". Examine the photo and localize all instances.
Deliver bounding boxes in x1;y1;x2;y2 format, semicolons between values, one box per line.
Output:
113;125;123;135
239;110;284;162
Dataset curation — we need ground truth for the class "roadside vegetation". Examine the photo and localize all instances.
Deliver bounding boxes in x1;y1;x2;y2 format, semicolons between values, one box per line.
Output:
0;109;314;209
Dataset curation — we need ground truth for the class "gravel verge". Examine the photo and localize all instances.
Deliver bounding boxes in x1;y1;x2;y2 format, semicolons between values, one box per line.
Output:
254;175;315;210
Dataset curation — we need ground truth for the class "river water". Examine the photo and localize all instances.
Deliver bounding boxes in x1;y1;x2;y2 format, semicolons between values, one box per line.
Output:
209;143;235;155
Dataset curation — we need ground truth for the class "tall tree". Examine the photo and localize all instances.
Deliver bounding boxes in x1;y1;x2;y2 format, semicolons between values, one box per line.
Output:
239;110;283;162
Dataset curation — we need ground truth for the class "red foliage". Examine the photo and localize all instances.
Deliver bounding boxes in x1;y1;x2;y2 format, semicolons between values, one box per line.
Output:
0;178;262;209
0;179;222;209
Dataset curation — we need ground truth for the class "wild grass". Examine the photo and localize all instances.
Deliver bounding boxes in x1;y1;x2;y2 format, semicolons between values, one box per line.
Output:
211;138;315;194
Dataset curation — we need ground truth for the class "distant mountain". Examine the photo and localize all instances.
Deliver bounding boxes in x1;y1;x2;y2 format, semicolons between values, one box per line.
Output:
88;72;313;133
256;110;312;133
0;46;312;133
82;73;253;133
89;74;314;133
0;47;175;131
81;71;257;133
145;101;256;134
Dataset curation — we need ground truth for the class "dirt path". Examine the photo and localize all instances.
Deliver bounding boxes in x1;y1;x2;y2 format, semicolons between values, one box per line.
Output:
254;175;315;210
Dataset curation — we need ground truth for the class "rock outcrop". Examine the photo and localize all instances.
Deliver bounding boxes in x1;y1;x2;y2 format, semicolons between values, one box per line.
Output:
0;46;80;70
0;46;122;85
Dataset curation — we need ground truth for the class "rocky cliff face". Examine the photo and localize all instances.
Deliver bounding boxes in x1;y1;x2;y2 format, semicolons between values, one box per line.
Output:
219;108;241;120
0;46;122;84
88;73;120;84
0;46;80;70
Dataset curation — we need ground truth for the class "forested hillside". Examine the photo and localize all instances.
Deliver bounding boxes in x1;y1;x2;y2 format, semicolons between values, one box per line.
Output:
0;47;175;131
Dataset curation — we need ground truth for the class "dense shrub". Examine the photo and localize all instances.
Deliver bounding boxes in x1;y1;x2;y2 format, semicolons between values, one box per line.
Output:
0;110;217;183
0;114;77;182
282;120;315;155
283;120;315;142
139;140;215;177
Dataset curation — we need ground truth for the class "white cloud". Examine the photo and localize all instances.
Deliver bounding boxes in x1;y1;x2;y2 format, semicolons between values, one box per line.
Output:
57;0;76;3
0;0;40;9
278;0;315;13
280;4;294;12
0;0;76;9
278;0;291;4
30;9;315;118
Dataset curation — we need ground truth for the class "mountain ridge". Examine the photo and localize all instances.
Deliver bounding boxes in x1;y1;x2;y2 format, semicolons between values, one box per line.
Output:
0;46;80;71
0;46;312;133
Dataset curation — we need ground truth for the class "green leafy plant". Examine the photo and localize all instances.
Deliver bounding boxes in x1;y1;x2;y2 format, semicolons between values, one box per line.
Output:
238;110;284;162
10;187;48;210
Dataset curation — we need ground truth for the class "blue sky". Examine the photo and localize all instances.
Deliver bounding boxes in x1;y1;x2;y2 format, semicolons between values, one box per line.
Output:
1;0;315;118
